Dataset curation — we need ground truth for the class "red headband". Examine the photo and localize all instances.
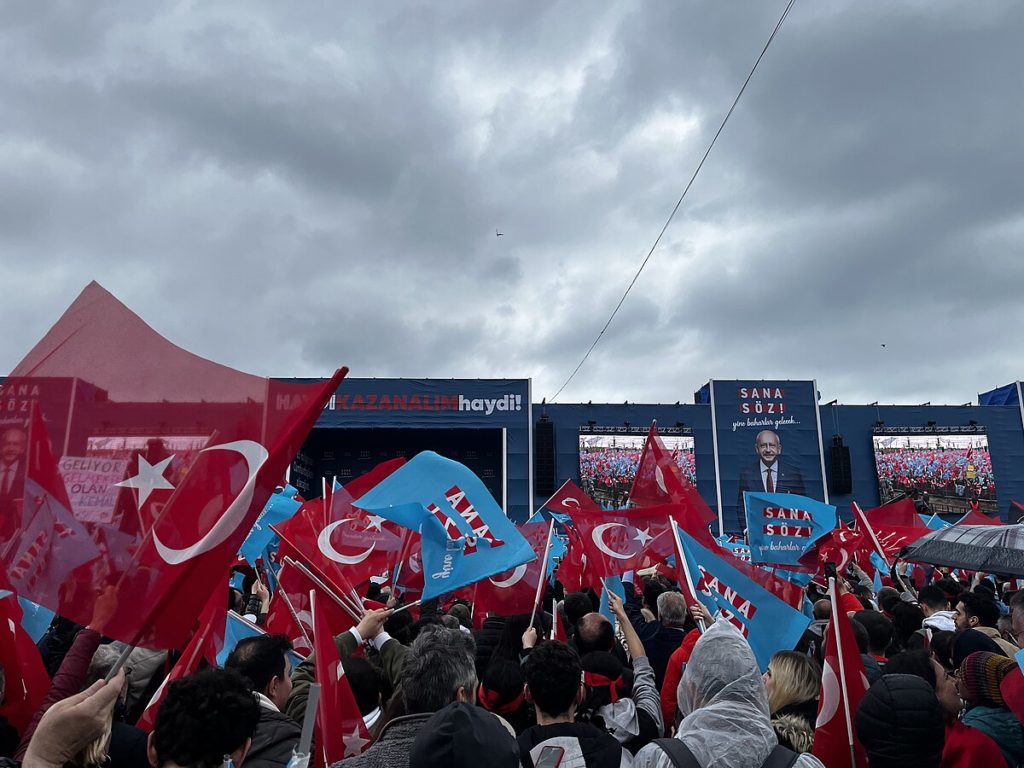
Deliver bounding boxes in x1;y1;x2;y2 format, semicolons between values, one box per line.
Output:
477;683;525;714
583;671;624;703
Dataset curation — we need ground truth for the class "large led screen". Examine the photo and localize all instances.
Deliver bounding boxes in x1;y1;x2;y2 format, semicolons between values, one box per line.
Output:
578;432;695;508
872;433;997;515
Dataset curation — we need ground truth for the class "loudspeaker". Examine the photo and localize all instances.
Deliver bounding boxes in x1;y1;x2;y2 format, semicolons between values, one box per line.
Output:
534;416;556;498
829;438;852;495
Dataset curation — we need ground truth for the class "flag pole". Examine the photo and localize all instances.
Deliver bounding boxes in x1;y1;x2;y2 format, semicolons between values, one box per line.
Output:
283;556;363;623
389;599;422;616
852;502;891;570
275;572;312;649
528;520;557;631
828;577;857;768
670;518;706;633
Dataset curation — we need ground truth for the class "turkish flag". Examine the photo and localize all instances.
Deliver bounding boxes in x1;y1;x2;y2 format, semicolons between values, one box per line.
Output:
956;507;1004;526
813;583;869;768
861;498;925;529
275;483;405;594
311;590;371;765
0;282;345;649
136;591;224;732
540;479;600;517
629;421;716;529
853;502;928;559
265;563;355;657
571;505;684;578
800;525;867;572
472;521;550;627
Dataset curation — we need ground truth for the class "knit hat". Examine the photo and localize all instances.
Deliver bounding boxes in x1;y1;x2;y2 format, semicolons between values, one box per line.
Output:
958;651;1015;708
409;702;520;768
447;603;472;629
855;674;945;768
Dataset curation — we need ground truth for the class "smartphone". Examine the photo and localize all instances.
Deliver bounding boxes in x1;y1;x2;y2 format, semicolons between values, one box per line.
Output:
535;746;564;768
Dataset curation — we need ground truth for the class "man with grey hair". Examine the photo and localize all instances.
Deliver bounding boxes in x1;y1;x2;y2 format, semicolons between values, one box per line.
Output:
623;576;690;689
334;624;478;768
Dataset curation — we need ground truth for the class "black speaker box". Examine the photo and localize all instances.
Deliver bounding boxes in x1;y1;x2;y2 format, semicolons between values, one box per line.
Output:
534;417;556;497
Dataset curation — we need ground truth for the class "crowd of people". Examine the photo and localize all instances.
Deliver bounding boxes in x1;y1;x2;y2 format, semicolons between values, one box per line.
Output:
874;447;996;502
5;558;1024;768
579;444;697;507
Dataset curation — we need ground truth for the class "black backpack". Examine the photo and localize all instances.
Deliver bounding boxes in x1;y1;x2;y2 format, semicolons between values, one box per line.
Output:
653;738;800;768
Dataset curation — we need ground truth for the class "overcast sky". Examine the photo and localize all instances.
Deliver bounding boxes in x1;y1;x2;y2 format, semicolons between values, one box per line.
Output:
2;2;1022;406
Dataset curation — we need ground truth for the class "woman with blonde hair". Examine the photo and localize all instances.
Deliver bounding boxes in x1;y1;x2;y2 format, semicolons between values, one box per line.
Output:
764;651;821;754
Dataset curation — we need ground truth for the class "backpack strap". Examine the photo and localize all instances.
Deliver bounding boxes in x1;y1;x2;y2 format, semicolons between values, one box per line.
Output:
761;744;800;768
652;738;701;768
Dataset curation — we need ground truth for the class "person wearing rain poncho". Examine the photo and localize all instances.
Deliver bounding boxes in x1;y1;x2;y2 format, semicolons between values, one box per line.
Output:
634;620;824;768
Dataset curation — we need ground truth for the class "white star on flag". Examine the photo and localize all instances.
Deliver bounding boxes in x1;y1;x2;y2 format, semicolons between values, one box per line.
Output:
364;514;386;532
632;527;654;547
342;727;370;757
115;455;175;508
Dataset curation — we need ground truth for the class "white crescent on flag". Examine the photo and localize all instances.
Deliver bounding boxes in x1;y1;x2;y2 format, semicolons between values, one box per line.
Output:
153;440;269;565
318;519;376;565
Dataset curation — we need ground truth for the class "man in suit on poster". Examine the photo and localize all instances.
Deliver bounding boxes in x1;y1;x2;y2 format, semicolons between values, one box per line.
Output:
736;429;806;519
0;426;27;541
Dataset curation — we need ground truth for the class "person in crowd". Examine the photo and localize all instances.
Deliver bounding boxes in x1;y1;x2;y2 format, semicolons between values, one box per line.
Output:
885;650;1007;768
22;673;126;768
518;640;629;768
563;592;597;635
950;628;1006;671
224;635;300;768
1009;590;1024;648
634;621;823;768
954;592;1018;656
446;603;472;631
408;702;520;768
764;651;821;754
850;619;883;684
918;585;957;633
622;577;689;689
886;601;925;656
335;625;478;768
854;611;893;667
472;613;507;678
148;669;261;768
856;674;946;768
477;659;531;735
287;607;401;729
956;651;1024;766
574;593;663;755
340;657;384;734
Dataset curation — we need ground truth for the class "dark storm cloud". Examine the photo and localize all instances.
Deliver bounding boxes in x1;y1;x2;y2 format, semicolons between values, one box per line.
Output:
0;1;1021;405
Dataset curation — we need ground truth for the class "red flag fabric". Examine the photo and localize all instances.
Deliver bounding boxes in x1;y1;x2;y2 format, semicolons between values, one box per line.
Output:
0;589;49;733
552;598;566;642
853;502;927;559
540;479;601;516
135;593;223;732
311;590;371;765
956;508;1004;526
275;483;405;594
813;584;870;768
571;505;686;578
0;283;345;649
800;525;867;572
472;522;549;627
264;563;356;656
862;498;925;528
629;422;717;529
342;458;405;502
556;526;588;593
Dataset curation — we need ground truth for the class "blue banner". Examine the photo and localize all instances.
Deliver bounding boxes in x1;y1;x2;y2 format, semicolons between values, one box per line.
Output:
708;380;828;534
677;528;810;670
354;451;535;600
217;612;305;673
744;491;836;567
238;484;303;565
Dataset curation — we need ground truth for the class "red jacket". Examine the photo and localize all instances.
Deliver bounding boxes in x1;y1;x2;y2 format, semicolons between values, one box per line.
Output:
942;719;1005;768
659;629;700;728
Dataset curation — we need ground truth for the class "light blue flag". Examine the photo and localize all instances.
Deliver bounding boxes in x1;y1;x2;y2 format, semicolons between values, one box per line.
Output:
238;484;303;565
354;452;535;601
869;551;889;574
773;568;813;588
920;513;952;531
216;612;305;673
18;597;55;643
599;575;625;625
744;492;837;568
676;527;811;670
873;566;883;593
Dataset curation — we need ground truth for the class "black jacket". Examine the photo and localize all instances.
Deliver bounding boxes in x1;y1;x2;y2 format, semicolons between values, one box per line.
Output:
519;721;628;768
622;581;685;690
472;616;506;677
245;706;301;768
108;722;149;768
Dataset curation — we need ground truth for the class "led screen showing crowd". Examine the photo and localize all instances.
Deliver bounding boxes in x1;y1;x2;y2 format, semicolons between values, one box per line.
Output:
872;433;997;515
578;432;695;508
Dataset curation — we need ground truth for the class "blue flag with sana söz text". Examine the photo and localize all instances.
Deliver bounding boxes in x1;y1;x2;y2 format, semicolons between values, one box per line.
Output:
744;491;837;568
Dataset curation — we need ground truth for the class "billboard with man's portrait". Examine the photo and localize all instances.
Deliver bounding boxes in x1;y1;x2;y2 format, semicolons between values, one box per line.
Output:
708;380;829;534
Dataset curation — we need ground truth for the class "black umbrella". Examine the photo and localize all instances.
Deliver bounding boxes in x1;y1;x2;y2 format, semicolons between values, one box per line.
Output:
901;524;1024;575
